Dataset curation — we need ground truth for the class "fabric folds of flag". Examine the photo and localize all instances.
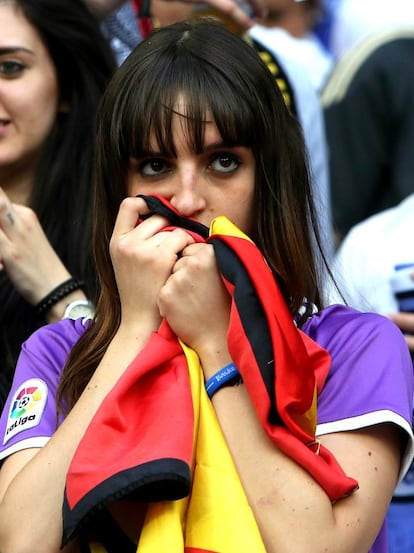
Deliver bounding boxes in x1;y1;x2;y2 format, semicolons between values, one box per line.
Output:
62;195;358;550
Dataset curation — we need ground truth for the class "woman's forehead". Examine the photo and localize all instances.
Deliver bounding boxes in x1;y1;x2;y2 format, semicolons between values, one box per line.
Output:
147;108;220;152
172;94;213;119
125;87;253;155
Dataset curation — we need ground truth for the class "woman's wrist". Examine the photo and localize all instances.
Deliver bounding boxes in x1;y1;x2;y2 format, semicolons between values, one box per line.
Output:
34;277;90;323
196;339;232;378
35;277;84;313
205;362;242;399
45;289;90;323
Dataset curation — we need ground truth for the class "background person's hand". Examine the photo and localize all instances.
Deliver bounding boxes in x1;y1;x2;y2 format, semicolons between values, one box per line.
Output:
0;187;72;305
164;0;268;28
388;311;414;353
388;268;414;354
86;0;267;30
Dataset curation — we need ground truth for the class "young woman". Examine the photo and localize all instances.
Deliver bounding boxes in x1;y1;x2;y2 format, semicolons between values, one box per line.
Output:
0;0;116;409
0;19;412;553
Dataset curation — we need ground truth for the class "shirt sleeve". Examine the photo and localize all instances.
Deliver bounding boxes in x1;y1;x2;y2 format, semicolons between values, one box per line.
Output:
304;304;414;480
0;318;86;461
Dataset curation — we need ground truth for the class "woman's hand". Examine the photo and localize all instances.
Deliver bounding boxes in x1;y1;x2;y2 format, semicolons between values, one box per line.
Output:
158;241;231;372
109;196;195;330
85;0;268;28
0;188;72;305
181;0;268;29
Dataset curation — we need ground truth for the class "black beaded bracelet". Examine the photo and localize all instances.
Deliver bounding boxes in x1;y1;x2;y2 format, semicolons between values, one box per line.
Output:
36;278;85;316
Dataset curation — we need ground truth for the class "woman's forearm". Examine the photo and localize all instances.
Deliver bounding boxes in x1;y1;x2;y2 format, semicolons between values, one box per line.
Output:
210;384;400;553
0;324;153;553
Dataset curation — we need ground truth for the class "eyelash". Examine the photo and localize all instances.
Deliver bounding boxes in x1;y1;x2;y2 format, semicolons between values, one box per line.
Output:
210;152;241;173
137;152;242;177
0;60;26;77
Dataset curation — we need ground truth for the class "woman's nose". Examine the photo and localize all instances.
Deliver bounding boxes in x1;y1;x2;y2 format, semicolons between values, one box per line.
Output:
170;170;206;217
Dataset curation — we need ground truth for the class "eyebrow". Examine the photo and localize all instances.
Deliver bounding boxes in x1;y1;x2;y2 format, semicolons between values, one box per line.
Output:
203;141;232;151
0;46;35;56
140;141;238;158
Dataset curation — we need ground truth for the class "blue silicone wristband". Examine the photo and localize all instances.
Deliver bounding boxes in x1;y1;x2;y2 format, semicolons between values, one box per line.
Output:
205;362;240;399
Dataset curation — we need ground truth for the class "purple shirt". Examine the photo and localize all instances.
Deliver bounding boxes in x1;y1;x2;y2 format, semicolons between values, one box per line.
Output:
1;305;413;552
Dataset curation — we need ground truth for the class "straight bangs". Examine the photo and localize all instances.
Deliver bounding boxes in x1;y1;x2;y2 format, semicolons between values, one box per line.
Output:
112;49;259;163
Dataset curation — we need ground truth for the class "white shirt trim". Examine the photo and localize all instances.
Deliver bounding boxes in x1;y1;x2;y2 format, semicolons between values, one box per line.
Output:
0;436;50;462
316;410;414;483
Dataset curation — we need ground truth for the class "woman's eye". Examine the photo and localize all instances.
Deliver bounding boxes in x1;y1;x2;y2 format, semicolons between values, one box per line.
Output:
139;158;169;177
0;60;25;76
210;153;240;174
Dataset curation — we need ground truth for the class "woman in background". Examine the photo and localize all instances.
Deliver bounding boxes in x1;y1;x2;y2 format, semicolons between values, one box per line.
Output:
0;0;116;409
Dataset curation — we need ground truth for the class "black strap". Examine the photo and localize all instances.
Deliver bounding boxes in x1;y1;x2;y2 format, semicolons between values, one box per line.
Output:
35;278;84;316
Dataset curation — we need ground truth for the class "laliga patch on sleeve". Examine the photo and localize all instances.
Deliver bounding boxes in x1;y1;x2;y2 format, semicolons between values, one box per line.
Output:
3;378;48;445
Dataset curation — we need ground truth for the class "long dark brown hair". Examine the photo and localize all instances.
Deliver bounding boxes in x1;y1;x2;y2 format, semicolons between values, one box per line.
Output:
57;19;328;411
